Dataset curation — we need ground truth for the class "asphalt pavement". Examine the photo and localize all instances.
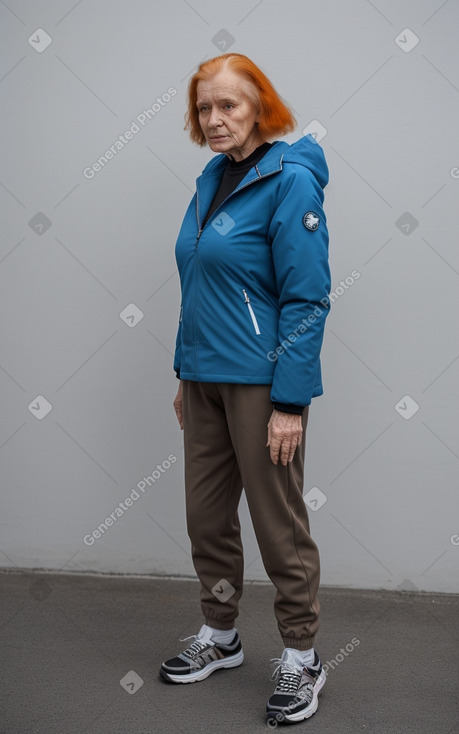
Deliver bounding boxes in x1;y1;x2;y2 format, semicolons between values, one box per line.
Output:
0;571;458;734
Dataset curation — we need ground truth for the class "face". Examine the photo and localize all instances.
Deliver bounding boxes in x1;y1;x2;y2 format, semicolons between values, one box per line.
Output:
196;68;264;162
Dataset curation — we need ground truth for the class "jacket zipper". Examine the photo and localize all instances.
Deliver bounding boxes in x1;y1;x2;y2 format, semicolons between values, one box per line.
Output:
242;289;261;335
190;160;282;359
195;160;284;244
195;188;203;248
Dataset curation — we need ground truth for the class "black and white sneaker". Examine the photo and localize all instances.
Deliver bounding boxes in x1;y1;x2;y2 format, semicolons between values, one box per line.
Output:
159;624;244;684
266;649;326;725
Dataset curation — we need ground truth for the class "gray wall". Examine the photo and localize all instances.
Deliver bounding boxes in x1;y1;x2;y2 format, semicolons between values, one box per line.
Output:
1;0;458;592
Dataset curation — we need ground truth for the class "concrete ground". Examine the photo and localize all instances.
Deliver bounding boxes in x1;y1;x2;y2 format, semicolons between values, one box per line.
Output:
0;571;458;734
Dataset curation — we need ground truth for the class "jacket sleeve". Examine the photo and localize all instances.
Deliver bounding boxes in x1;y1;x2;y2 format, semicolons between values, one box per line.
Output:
267;165;331;408
173;303;182;379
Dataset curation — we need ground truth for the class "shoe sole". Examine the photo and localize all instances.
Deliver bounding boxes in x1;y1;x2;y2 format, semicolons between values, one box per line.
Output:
159;649;244;684
266;669;326;725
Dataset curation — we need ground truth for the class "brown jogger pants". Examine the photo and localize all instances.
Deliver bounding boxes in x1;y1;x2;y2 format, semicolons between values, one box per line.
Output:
181;380;320;651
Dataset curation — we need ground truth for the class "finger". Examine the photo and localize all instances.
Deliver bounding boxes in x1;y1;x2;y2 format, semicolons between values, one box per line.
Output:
266;419;272;448
270;443;279;464
280;445;291;466
288;434;302;463
281;437;297;466
269;435;281;465
287;441;297;463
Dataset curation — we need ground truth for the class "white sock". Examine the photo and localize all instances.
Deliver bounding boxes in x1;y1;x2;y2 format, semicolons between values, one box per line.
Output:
203;624;236;644
283;646;315;668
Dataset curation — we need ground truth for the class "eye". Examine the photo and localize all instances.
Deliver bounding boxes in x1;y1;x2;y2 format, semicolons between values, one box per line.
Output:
224;103;234;110
198;105;208;113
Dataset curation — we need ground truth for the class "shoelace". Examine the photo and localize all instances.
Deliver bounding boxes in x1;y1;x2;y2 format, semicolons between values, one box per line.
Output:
269;659;303;693
179;634;210;660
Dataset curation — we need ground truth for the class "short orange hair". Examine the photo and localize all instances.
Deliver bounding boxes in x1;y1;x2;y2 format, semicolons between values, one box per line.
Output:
184;53;296;146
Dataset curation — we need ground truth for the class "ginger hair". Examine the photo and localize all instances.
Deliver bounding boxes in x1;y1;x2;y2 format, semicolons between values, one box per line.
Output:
184;53;296;146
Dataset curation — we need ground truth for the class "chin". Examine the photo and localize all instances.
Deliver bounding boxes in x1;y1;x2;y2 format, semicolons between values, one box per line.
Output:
208;138;229;147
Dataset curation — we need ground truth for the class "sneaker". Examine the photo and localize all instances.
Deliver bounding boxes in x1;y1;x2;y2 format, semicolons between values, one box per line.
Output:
266;649;326;725
159;624;244;684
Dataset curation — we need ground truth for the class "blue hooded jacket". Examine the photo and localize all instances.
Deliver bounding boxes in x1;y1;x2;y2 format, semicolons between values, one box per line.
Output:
173;134;331;409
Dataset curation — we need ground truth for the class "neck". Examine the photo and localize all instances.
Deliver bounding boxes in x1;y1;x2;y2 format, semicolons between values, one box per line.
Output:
226;136;266;163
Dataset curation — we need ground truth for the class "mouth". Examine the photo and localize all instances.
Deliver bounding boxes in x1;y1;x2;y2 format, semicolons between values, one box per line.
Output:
210;136;227;140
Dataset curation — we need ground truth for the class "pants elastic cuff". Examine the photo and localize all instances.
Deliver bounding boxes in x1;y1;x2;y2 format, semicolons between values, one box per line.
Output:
281;636;315;651
204;617;236;631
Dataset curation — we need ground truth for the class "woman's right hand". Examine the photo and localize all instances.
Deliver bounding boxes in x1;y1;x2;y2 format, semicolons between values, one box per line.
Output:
173;381;184;430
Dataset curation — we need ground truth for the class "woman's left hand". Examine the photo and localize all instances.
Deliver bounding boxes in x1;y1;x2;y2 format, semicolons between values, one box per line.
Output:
266;410;303;466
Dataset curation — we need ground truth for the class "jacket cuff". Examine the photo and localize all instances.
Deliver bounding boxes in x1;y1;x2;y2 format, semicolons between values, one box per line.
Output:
272;401;305;415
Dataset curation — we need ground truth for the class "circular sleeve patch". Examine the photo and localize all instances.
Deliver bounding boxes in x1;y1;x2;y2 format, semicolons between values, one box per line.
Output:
303;211;320;231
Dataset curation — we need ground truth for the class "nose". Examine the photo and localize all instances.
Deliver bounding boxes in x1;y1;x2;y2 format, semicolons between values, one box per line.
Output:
208;106;223;129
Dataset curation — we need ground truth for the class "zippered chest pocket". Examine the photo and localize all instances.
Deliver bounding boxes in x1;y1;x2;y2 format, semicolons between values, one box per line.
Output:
242;289;261;335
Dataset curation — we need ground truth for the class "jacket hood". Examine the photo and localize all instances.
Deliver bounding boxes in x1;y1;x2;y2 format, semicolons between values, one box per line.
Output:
200;134;328;190
281;134;329;189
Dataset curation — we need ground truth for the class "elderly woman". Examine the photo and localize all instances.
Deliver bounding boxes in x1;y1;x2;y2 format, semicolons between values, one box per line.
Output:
159;53;331;725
